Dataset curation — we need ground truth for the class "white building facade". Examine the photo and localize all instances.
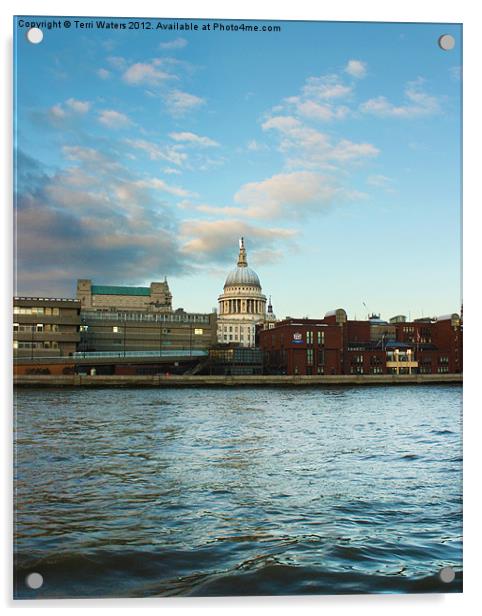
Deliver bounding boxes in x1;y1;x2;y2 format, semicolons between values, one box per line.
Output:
217;238;275;347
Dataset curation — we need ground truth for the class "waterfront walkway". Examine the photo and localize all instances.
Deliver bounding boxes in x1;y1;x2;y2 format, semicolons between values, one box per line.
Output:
14;374;462;388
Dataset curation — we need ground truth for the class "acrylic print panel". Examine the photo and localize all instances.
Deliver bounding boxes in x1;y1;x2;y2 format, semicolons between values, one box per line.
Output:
13;16;462;598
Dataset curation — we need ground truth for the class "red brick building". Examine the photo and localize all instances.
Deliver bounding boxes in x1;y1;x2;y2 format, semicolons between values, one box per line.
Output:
259;310;462;376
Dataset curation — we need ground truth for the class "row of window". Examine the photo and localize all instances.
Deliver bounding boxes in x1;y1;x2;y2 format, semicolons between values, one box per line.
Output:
13;323;59;333
13;341;59;349
221;324;255;334
14;306;62;315
105;326;204;335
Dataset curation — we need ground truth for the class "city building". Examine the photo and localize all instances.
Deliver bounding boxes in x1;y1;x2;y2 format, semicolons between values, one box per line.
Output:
78;308;217;356
13;297;81;358
217;238;275;347
259;310;462;376
76;279;172;312
208;346;264;375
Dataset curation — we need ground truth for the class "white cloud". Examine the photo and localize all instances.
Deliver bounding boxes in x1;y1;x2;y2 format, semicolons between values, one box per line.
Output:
367;174;392;187
273;73;353;125
123;62;172;85
302;75;352;100
49;104;66;119
160;37;188;50
135;178;194;198
262;115;301;132
46;98;92;124
107;56;127;70
169;131;219;147
345;60;367;79
295;100;350;122
449;66;462;81
164;89;205;116
246;140;268;152
124;138;188;166
261;115;378;168
233;171;361;219
180;219;297;262
66;98;91;114
98;109;132;128
360;79;440;118
97;68;110;80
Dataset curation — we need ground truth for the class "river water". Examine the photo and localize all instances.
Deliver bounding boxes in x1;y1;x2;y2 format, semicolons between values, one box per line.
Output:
14;385;462;598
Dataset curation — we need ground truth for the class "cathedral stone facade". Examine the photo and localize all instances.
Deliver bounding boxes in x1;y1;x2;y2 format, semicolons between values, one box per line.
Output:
217;238;275;347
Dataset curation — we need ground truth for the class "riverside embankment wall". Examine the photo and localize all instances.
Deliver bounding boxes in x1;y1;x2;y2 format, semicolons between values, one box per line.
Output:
14;374;463;388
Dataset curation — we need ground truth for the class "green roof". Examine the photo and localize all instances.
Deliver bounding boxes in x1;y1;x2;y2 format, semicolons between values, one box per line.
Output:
91;285;150;297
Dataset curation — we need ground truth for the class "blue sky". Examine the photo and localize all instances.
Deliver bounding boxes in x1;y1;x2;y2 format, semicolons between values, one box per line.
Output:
14;17;461;320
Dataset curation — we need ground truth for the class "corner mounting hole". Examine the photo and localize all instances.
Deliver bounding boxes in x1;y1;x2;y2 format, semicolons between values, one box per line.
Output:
25;572;43;589
26;27;44;44
438;34;455;51
439;566;455;583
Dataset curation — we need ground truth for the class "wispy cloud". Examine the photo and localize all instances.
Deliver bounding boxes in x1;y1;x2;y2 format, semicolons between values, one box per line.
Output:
124;138;188;166
180;219;297;263
98;109;132;128
97;68;111;80
65;98;91;113
169;131;219;147
261;115;379;168
122;61;173;86
163;89;205;116
345;59;367;79
159;37;188;50
360;78;440;118
302;74;353;100
233;171;365;219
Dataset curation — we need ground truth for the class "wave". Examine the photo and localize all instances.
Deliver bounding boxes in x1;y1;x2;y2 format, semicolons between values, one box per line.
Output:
14;549;463;599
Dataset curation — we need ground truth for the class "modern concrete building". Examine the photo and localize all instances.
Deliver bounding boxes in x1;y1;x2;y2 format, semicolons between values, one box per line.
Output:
217;238;275;347
78;308;217;356
13;297;81;358
76;279;172;312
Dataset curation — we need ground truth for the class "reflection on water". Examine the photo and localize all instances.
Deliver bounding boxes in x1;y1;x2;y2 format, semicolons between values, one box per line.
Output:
14;385;462;597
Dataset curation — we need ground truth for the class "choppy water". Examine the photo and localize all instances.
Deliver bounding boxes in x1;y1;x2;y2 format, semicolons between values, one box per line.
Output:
14;385;462;598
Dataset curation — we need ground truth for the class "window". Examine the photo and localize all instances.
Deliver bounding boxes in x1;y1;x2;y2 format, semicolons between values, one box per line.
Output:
317;330;324;345
13;306;45;315
13;323;19;332
36;324;44;332
307;349;313;365
113;326;120;333
306;331;313;344
194;328;203;335
13;340;18;349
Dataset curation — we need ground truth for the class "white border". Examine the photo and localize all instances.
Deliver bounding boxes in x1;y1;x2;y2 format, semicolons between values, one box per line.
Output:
2;1;479;615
